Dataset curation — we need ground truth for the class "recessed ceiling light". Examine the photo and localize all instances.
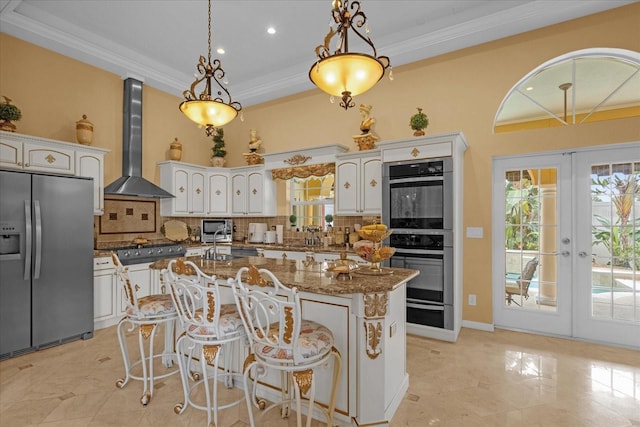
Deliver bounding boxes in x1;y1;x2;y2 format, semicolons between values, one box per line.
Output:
217;48;225;54
267;27;276;35
526;86;533;91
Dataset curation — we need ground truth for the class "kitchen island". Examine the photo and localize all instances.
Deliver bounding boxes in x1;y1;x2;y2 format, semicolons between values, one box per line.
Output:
150;256;418;427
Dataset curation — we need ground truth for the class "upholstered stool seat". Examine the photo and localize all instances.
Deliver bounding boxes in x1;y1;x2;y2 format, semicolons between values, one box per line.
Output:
255;320;334;364
112;254;179;406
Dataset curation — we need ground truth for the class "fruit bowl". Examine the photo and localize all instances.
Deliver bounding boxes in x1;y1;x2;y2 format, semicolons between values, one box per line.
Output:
357;228;393;243
354;245;396;271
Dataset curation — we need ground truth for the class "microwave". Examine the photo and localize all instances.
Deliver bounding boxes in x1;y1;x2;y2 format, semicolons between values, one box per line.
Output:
201;219;233;243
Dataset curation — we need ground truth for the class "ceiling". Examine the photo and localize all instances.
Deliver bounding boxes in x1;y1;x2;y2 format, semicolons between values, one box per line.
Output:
0;0;636;109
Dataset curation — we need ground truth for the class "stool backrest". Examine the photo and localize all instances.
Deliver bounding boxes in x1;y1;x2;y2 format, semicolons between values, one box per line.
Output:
166;258;235;340
233;265;304;363
112;253;140;315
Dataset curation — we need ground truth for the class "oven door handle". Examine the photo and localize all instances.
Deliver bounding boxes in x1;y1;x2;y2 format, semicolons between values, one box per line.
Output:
396;248;445;256
407;302;445;311
389;176;444;184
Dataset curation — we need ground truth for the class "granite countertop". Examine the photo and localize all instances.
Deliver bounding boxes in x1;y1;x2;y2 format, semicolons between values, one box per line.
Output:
95;242;359;258
150;256;419;296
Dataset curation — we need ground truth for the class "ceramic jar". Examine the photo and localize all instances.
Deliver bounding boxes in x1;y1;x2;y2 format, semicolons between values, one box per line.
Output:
75;114;94;145
169;137;182;161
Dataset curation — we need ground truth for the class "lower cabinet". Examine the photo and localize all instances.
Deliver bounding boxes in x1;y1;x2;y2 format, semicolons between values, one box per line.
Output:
93;256;116;330
93;257;152;330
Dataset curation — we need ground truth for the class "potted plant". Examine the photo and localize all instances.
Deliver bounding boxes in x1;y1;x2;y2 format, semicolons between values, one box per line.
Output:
325;214;333;228
211;127;226;167
409;107;429;136
0;96;22;133
289;214;297;229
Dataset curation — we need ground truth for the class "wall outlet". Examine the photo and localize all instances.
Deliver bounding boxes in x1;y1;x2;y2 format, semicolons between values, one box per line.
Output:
468;294;477;306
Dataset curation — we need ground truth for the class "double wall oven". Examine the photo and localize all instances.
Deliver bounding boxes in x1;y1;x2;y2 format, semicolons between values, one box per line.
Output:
383;157;454;329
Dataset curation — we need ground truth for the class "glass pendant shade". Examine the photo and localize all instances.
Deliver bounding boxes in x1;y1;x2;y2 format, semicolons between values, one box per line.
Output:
179;99;238;128
309;53;385;97
179;0;241;134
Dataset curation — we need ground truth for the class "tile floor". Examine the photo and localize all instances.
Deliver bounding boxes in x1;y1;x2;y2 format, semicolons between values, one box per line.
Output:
1;326;639;427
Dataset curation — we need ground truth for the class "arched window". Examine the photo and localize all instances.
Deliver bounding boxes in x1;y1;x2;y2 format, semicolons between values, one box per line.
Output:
493;48;640;133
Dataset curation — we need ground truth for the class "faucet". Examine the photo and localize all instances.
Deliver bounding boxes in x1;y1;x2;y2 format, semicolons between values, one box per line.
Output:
204;225;226;260
305;226;321;247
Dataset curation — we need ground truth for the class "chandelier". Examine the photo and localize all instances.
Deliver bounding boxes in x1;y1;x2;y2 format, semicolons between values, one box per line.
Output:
179;0;241;136
309;0;391;110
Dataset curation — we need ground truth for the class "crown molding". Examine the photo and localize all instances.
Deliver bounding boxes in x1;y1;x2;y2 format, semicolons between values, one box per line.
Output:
1;1;633;107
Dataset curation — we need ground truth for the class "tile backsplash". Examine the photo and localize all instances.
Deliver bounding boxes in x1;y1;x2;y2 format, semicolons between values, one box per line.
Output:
94;196;380;248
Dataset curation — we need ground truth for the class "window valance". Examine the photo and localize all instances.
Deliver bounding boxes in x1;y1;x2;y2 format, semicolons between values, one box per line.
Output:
270;162;335;180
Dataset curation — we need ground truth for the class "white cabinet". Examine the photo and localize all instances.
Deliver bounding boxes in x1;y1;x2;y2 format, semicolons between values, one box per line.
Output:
207;170;230;216
93;256;116;330
335;150;382;216
158;162;276;218
262;249;307;261
231;166;275;216
118;263;152;316
377;133;456;163
159;162;207;216
1;131;108;214
93;257;152;329
76;149;106;215
1;137;74;174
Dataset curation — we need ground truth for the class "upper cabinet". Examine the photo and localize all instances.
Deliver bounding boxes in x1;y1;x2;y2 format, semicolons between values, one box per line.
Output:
231;166;275;217
158;162;207;216
207;169;230;217
0;131;108;214
335;149;382;216
158;162;275;218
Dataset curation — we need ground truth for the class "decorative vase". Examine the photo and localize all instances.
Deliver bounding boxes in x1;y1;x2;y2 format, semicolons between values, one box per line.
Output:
169;137;182;161
211;156;225;167
75;114;94;145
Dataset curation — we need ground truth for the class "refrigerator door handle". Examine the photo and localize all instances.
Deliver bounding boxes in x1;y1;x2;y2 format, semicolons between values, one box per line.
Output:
24;200;32;280
34;200;42;279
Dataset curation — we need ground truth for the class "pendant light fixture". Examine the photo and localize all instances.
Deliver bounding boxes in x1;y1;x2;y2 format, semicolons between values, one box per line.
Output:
179;0;241;136
309;0;391;110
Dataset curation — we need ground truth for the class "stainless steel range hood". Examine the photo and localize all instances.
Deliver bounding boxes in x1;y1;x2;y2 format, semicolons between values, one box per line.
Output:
104;78;174;199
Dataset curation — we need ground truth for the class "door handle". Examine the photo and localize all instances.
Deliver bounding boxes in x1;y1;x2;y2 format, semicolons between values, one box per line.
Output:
34;200;42;279
24;200;31;280
561;251;570;257
578;251;589;258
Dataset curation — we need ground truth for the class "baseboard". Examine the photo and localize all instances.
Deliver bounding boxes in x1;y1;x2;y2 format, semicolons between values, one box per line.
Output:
461;320;494;332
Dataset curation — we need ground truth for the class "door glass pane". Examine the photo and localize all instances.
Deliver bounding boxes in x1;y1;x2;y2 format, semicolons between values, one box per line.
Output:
504;168;557;311
590;162;640;321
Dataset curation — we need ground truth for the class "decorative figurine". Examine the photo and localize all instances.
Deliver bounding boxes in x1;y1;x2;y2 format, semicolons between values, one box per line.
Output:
359;103;376;134
249;129;262;152
353;103;379;150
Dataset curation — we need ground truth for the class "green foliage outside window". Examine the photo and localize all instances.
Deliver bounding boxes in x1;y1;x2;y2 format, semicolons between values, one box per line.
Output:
505;176;539;251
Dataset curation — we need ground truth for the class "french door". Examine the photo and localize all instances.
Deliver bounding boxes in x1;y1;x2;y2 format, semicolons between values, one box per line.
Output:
493;154;573;337
493;143;640;348
574;147;639;347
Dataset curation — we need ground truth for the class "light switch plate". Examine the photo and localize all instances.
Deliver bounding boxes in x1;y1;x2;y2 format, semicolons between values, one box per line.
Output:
466;227;484;238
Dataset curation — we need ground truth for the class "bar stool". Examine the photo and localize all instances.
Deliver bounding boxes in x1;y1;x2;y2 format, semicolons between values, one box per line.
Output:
112;253;179;406
165;258;247;426
233;265;342;427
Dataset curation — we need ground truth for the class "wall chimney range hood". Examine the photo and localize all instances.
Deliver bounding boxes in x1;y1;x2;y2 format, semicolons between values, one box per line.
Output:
104;78;174;199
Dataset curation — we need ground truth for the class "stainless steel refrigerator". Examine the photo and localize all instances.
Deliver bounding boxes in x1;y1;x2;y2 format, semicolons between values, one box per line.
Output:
0;170;94;358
